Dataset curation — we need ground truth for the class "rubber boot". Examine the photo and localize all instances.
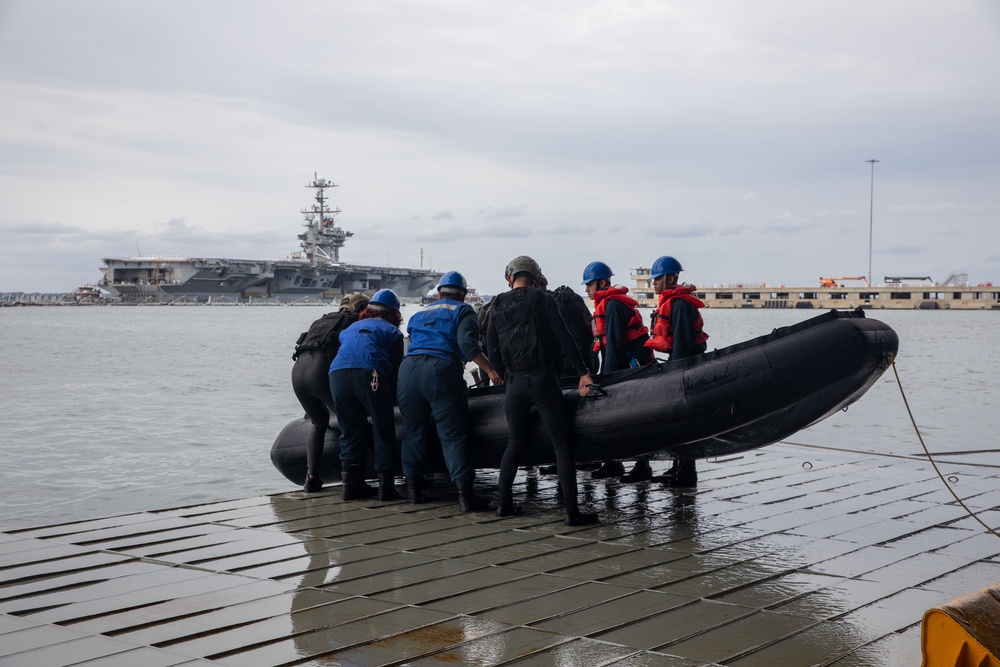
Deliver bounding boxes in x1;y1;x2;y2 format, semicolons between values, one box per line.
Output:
406;475;426;504
650;459;680;483
659;460;698;488
303;474;323;493
496;490;523;518
378;473;401;501
621;458;653;483
341;463;377;501
591;460;625;479
564;497;599;526
457;480;493;513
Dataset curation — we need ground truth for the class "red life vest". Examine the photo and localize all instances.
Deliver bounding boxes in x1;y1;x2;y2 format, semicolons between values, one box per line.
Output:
592;286;648;353
645;283;709;353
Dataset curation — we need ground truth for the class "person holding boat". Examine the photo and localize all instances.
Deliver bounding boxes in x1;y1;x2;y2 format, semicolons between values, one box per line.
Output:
487;255;600;526
645;255;709;487
292;291;370;493
582;261;656;482
328;289;405;501
397;271;503;512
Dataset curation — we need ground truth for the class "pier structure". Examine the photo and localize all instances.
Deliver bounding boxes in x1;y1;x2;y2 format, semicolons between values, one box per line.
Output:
2;444;999;665
630;268;1000;310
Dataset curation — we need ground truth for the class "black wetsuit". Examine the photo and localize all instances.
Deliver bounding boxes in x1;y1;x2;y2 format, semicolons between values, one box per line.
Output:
290;310;358;477
486;287;591;510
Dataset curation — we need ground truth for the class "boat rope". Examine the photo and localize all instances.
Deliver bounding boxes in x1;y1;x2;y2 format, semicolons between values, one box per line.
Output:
891;360;1000;540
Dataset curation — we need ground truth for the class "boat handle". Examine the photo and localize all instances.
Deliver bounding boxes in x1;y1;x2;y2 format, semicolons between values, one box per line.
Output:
584;384;608;399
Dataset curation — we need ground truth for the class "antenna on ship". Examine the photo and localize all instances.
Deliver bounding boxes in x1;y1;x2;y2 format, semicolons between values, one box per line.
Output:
300;173;351;266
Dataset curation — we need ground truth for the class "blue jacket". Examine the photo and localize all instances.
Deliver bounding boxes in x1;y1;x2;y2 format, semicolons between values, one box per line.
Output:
329;318;403;376
406;298;480;365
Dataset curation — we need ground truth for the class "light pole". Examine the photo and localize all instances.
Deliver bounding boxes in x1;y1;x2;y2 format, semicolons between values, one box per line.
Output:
865;158;880;287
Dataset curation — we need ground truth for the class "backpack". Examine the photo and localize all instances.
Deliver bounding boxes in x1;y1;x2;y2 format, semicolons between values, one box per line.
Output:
292;311;357;360
551;285;598;374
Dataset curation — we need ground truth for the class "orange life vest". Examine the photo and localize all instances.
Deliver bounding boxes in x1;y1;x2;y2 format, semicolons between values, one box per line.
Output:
645;283;709;354
592;286;648;353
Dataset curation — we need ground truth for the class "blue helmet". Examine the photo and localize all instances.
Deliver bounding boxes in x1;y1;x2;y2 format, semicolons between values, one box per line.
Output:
582;261;614;285
651;256;683;279
369;288;400;311
436;271;467;292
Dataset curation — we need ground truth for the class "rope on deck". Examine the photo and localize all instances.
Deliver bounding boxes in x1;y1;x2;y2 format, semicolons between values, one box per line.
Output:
892;360;1000;540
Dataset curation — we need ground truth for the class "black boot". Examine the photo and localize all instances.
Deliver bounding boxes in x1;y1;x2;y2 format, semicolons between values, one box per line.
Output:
378;473;401;501
341;463;377;501
496;490;523;518
406;475;426;504
457;480;493;513
659;460;697;488
591;460;625;479
650;459;680;483
303;474;323;493
565;505;600;526
621;458;653;483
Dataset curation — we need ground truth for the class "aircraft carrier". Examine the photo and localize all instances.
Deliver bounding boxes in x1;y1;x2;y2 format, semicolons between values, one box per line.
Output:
98;175;442;303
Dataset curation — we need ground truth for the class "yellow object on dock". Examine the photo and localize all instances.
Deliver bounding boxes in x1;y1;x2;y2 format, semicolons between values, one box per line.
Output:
922;583;1000;666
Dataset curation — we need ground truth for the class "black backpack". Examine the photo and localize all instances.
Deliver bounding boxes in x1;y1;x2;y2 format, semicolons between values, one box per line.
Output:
551;285;597;373
292;311;357;360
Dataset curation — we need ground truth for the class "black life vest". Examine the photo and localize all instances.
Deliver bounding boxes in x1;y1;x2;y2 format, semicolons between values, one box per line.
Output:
292;311;358;361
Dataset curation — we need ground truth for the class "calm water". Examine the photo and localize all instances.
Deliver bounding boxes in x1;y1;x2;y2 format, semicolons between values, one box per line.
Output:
1;305;998;530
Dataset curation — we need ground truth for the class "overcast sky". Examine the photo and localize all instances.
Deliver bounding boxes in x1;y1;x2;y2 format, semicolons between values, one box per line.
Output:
2;1;998;295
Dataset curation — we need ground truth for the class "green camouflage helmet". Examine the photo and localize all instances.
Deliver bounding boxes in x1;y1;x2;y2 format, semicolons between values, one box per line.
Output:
340;291;370;313
505;255;541;280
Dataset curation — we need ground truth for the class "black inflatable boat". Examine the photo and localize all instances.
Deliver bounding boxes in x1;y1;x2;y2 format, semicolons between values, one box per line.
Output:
270;309;898;485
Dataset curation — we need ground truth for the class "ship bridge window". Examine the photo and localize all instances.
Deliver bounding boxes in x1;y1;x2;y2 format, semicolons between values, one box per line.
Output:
742;293;760;300
716;292;734;300
890;292;911;299
293;276;302;286
695;292;706;299
770;292;789;299
923;292;945;300
860;292;879;300
799;292;818;299
952;292;963;299
829;292;848;300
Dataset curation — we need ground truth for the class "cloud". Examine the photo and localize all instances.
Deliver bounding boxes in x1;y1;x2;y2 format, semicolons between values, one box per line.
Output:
478;205;529;221
881;244;929;255
894;201;985;213
1;221;86;236
412;223;532;242
431;210;453;220
648;222;719;238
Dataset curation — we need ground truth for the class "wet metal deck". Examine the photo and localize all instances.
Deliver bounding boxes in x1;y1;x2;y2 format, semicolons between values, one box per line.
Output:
2;443;999;666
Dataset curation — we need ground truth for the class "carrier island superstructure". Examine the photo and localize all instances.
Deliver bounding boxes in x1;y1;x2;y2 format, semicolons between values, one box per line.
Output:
98;175;442;303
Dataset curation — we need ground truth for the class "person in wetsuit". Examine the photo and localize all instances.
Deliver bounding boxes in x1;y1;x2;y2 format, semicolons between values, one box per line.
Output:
645;255;709;487
291;291;370;493
397;271;503;512
486;255;600;526
583;261;656;483
328;289;405;501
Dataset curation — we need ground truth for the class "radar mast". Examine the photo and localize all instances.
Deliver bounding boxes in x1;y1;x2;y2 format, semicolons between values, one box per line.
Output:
298;173;353;265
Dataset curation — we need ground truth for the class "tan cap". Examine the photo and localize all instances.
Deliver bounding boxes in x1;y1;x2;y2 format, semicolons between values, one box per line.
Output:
340;291;370;313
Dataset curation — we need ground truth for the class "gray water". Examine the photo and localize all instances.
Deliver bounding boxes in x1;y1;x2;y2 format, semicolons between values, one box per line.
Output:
1;305;998;531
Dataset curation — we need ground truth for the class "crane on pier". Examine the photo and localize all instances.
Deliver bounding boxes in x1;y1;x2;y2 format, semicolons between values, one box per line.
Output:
819;276;869;287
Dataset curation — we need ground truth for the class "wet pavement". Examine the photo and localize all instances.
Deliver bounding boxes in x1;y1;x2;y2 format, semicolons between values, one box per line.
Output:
2;442;999;666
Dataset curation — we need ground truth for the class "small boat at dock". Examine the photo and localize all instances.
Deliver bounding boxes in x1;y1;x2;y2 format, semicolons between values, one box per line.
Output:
270;309;899;485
